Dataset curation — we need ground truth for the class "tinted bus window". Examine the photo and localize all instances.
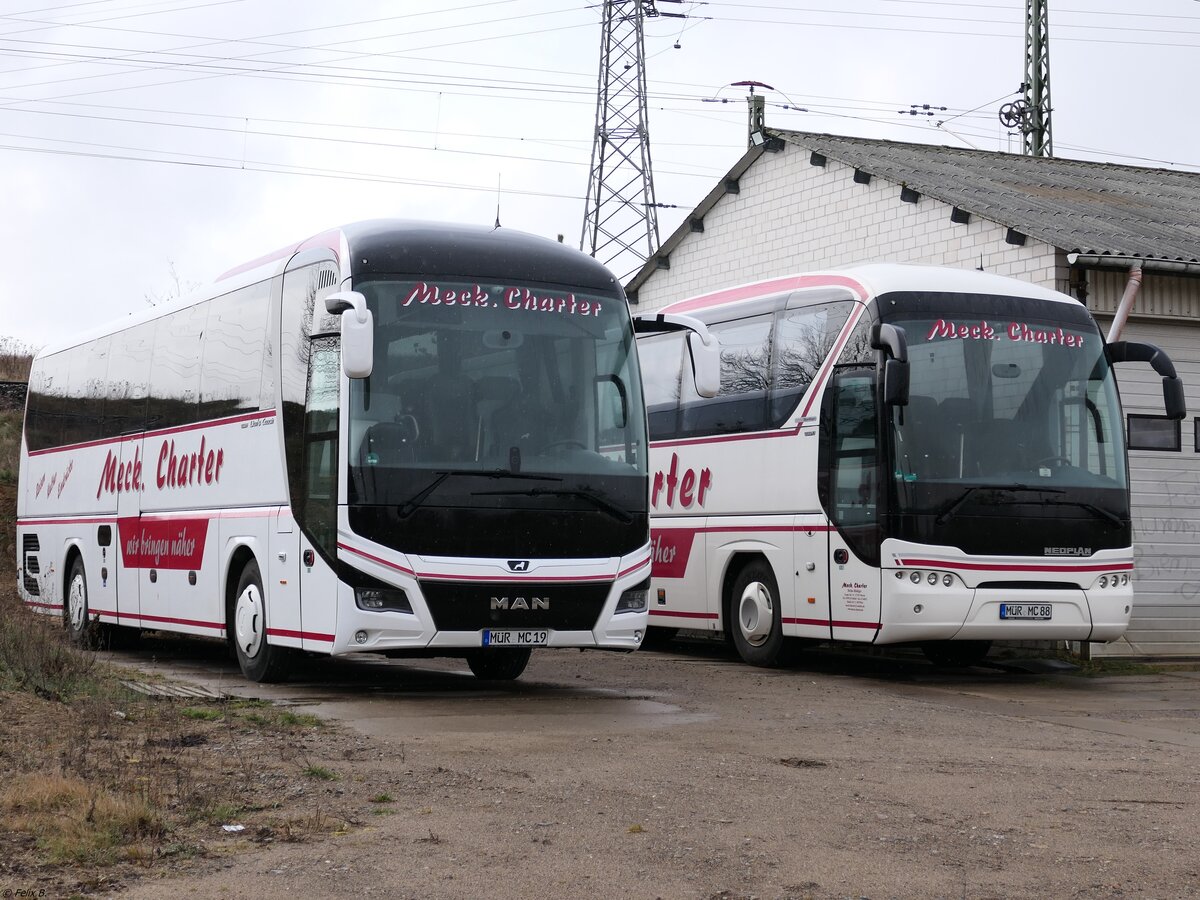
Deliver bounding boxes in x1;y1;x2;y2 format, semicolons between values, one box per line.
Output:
61;337;110;447
106;322;154;435
680;314;772;436
770;301;854;424
199;281;270;421
147;304;207;431
639;332;684;441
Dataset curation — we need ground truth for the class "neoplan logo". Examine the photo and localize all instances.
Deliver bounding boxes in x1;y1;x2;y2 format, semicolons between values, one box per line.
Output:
1044;547;1091;557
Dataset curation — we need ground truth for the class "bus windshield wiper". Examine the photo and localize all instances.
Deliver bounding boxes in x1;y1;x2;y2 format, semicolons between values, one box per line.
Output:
934;484;1064;525
397;469;561;518
1043;499;1125;529
472;486;634;524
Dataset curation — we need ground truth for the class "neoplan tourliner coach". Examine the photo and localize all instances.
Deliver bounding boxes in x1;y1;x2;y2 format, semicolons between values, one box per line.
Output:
635;264;1185;667
16;220;717;682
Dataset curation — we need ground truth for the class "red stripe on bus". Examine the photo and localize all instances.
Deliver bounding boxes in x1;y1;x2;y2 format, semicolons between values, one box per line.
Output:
27;409;278;457
337;542;417;576
831;619;882;630
897;557;1133;574
618;558;652;579
24;600;63;611
267;628;334;643
648;609;719;620
216;229;341;281
783;617;881;630
419;572;613;584
18;516;117;526
90;608;225;631
661;273;870;314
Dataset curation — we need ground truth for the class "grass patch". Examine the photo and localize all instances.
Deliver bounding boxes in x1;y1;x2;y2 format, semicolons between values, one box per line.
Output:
369;793;394;804
0;410;23;486
303;765;338;781
181;707;223;721
0;593;104;702
0;773;165;865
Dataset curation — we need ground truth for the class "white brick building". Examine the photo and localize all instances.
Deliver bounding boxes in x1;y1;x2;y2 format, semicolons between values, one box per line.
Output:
629;131;1200;657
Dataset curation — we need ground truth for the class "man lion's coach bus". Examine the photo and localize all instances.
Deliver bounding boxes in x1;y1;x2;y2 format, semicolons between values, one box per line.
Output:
16;220;701;683
635;264;1185;667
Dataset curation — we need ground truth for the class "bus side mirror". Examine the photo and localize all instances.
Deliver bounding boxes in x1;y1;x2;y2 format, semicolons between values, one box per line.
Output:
872;323;909;406
325;291;374;379
883;358;909;407
688;332;720;398
1107;340;1187;420
1164;376;1186;421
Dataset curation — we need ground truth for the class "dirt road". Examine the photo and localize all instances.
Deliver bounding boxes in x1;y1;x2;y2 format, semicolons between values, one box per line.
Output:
104;637;1200;899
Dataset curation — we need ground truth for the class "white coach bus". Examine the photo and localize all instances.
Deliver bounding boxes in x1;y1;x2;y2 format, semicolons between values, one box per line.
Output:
635;264;1185;667
17;220;685;682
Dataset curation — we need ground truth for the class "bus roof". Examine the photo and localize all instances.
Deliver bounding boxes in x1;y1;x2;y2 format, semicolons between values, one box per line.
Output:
36;220;621;360
657;263;1080;318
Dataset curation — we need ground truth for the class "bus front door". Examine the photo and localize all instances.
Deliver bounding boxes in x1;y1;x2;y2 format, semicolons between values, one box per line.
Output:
824;369;882;643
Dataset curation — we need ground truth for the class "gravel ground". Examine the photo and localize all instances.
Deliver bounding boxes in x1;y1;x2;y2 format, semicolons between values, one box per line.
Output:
87;637;1200;900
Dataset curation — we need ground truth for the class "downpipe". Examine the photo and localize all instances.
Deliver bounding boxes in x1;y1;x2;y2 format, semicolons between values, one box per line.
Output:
1106;262;1143;342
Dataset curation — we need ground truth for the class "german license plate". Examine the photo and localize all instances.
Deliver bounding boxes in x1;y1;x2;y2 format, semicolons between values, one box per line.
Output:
999;603;1052;620
482;629;549;647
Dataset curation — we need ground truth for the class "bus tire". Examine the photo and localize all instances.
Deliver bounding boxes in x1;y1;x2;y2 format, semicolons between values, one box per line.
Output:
65;555;99;648
922;640;992;668
729;559;784;667
231;560;292;683
465;647;531;681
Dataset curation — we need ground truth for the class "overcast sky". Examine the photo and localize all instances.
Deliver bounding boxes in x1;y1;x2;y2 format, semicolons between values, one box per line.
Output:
1;0;1196;349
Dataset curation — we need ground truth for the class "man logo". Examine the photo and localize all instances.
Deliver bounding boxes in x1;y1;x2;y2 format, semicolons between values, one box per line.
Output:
508;560;531;572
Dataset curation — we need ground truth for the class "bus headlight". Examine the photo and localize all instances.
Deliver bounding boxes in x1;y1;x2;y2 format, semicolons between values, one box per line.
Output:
355;587;412;613
616;579;650;614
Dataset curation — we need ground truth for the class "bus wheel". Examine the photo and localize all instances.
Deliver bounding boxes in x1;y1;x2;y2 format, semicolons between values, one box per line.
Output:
465;648;532;681
921;640;992;668
232;561;292;683
729;559;784;667
65;556;98;647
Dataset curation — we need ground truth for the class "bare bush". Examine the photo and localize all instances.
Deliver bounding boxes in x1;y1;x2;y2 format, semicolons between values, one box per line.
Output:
0;335;36;381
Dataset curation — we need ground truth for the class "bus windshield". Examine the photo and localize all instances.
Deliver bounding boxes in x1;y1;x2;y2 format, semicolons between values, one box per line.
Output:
879;291;1129;551
347;278;647;508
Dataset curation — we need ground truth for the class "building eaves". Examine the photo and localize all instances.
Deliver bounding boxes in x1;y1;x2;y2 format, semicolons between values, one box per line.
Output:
773;130;1200;266
625;143;768;303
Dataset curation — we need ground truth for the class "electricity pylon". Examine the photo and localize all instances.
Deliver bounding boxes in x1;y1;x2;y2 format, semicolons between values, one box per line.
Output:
1000;0;1053;156
581;1;671;281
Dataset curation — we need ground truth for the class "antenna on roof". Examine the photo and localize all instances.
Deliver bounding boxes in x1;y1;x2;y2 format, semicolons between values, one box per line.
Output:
495;174;502;229
732;80;774;149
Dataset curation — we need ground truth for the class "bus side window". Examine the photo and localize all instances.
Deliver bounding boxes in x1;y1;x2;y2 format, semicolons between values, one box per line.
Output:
638;332;684;441
199;280;270;421
148;304;207;431
680;315;772;436
106;324;153;436
770;301;854;425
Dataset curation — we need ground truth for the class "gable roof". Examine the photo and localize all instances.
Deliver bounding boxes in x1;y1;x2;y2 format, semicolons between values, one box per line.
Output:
775;130;1200;266
627;130;1200;299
